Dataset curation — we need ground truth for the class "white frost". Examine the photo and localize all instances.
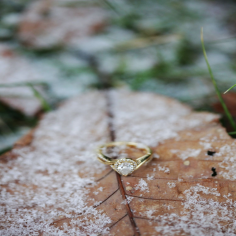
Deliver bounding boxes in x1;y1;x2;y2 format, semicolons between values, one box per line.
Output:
167;182;176;188
135;179;149;192
0;92;111;235
171;148;201;160
155;184;235;236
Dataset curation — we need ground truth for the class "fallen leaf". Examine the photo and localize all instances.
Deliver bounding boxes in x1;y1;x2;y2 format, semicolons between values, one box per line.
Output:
1;90;236;236
213;92;236;117
18;0;106;49
0;44;42;116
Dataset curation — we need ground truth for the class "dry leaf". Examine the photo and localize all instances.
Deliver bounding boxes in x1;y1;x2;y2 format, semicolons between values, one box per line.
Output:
0;44;42;116
212;92;236;132
213;92;236;117
1;90;236;236
18;0;106;48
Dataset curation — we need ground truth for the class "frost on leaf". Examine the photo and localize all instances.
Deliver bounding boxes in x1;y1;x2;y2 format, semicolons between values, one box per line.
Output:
18;0;106;49
155;184;236;236
157;164;170;173
1;90;236;235
135;179;149;192
167;182;176;188
171;148;201;160
216;143;236;180
0;92;111;235
0;44;42;116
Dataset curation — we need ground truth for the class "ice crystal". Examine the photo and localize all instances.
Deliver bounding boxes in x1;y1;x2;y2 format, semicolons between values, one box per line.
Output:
216;142;236;180
135;179;149;192
157;164;170;173
146;174;155;180
126;196;134;204
167;182;176;188
171;148;201;160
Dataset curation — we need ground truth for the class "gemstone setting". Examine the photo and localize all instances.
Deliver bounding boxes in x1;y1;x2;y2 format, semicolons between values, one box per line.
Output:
113;158;137;176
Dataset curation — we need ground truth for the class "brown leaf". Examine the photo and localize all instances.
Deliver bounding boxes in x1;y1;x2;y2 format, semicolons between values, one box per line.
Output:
1;90;236;235
0;44;42;116
18;0;106;49
213;92;236;117
212;92;236;132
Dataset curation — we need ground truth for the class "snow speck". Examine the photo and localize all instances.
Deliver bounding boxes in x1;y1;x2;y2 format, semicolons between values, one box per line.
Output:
157;164;170;173
171;148;201;160
167;182;176;188
135;179;149;192
147;174;155;180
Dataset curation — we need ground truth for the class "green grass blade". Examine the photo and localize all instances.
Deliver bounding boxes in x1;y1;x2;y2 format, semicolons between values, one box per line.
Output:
201;28;236;131
224;83;236;94
0;81;48;88
102;0;121;15
228;131;236;135
27;83;51;112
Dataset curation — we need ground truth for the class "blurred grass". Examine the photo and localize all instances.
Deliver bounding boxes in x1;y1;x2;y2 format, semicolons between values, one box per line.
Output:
1;0;236;152
27;83;52;112
201;28;236;131
0;101;37;135
224;83;236;94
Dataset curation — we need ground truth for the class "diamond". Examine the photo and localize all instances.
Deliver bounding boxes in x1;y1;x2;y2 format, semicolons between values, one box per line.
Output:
113;158;137;176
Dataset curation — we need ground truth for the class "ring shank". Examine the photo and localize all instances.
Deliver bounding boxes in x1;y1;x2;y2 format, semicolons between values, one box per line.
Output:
97;141;152;166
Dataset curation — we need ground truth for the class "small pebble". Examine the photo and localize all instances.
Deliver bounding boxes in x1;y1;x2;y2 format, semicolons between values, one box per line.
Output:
126;186;133;191
183;160;190;166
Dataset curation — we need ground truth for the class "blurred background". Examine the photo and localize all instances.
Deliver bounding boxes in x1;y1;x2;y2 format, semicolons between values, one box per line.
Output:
1;0;236;153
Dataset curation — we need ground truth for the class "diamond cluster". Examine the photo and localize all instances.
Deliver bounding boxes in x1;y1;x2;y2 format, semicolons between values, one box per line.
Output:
113;158;137;176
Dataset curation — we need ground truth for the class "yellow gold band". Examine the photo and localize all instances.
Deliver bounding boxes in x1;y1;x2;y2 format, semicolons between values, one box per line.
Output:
96;141;152;176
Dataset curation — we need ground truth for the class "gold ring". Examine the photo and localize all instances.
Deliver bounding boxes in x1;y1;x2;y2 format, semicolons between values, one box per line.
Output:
96;141;152;176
